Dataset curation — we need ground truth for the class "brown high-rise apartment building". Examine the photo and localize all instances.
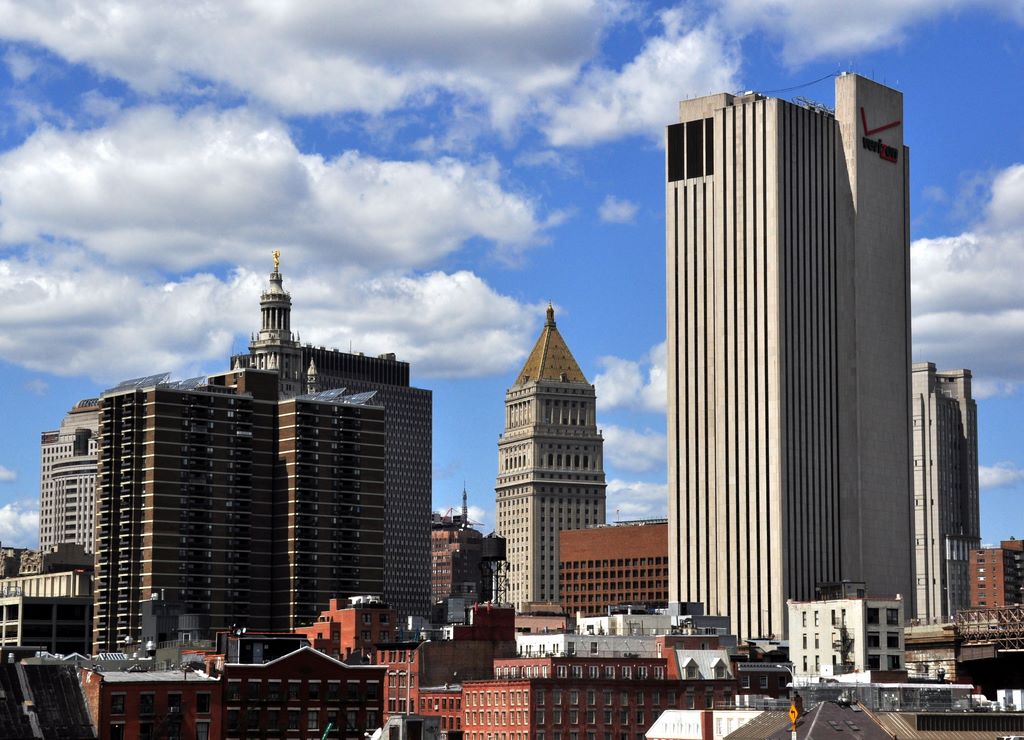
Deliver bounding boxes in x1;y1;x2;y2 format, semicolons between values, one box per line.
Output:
971;539;1024;608
666;73;914;640
38;398;100;553
495;305;607;611
92;367;385;652
911;363;980;622
232;257;432;618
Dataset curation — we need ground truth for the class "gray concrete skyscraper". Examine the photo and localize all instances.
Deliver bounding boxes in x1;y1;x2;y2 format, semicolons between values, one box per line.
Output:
666;73;914;639
911;363;980;622
495;305;606;611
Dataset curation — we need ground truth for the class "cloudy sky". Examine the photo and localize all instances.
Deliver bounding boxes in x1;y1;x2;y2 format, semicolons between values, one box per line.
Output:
0;1;1022;549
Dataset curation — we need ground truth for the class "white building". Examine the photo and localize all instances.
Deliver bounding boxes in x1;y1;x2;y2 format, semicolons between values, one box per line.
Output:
788;585;905;677
38;399;100;554
666;72;915;640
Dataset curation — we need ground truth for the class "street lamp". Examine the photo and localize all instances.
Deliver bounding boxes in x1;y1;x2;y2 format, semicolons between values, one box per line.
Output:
775;664;799;691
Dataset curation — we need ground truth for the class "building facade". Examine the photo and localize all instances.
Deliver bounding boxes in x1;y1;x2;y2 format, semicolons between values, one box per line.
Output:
38;398;100;553
0;569;92;655
559;519;668;616
788;590;905;677
971;538;1024;608
911;363;980;623
431;510;484;605
92;367;385;652
666;73;914;640
496;305;607;611
232;257;432;619
294;595;398;662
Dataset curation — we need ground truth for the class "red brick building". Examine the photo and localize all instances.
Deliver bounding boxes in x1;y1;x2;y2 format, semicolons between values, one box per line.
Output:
294;596;397;662
559;520;668;616
220;646;384;738
432;514;484;603
378;604;516;721
462;653;736;740
80;668;222;740
971;538;1024;608
418;684;464;739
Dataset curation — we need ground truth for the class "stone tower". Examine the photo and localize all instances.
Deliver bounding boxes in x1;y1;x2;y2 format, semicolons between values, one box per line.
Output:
495;305;606;611
248;252;304;398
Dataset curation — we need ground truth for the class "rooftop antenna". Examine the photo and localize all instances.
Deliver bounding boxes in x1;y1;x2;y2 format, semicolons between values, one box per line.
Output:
462;482;469;529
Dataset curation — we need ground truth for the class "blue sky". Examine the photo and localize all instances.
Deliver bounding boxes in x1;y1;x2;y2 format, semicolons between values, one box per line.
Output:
0;1;1022;549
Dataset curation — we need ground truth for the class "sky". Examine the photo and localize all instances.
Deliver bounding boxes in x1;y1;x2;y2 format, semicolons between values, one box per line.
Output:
0;1;1022;550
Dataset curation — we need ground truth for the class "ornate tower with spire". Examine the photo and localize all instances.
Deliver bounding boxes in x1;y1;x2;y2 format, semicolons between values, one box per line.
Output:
495;304;606;611
248;251;304;398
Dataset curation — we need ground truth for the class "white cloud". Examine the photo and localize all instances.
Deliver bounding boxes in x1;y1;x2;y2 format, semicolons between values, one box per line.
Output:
979;463;1024;491
0;466;16;482
543;8;740;146
0;256;541;382
719;0;1021;65
0;106;549;272
0;501;38;548
23;379;49;396
911;164;1024;395
594;341;666;412
598;195;638;224
0;0;611;125
605;479;667;521
602;425;666;473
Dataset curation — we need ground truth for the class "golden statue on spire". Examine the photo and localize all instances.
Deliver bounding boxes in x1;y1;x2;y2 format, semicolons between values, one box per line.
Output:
272;249;281;272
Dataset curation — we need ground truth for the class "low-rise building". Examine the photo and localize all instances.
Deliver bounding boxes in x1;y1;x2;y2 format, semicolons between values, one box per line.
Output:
788;584;905;677
220;646;384;738
295;595;397;662
80;667;222;740
0;569;92;655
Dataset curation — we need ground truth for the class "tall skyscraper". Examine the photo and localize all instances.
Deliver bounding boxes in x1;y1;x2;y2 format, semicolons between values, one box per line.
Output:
38;398;100;553
666;73;914;639
911;363;980;622
495;305;606;611
232;256;432;618
92;368;385;652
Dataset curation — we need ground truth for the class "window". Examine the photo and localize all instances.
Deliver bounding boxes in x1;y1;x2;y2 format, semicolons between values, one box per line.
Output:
140;694;155;716
110;694;125;714
888;655;901;670
309;682;321;700
196;722;209;740
227;682;241;701
288;681;300;700
867;632;880;648
740;676;750;689
886;608;900;626
196;693;211;714
247;681;261;701
867;655;880;671
759;676;768;689
887;632;900;649
867;608;880;625
288;710;299;729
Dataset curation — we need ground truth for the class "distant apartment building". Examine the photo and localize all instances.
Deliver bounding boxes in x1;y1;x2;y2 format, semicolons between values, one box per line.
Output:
788;583;905;677
971;538;1024;608
495;305;606;611
911;363;980;622
431;507;484;605
559;519;668;616
231;256;432;619
92;367;385;652
38;398;100;553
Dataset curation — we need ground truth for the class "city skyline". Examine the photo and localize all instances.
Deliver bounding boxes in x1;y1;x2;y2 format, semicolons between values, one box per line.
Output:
1;2;1023;551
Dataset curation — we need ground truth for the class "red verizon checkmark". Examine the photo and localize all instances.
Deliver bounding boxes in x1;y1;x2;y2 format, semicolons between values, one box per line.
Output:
860;107;901;136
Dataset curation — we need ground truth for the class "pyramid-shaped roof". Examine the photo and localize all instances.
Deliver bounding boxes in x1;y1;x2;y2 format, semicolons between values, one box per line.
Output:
514;304;588;386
